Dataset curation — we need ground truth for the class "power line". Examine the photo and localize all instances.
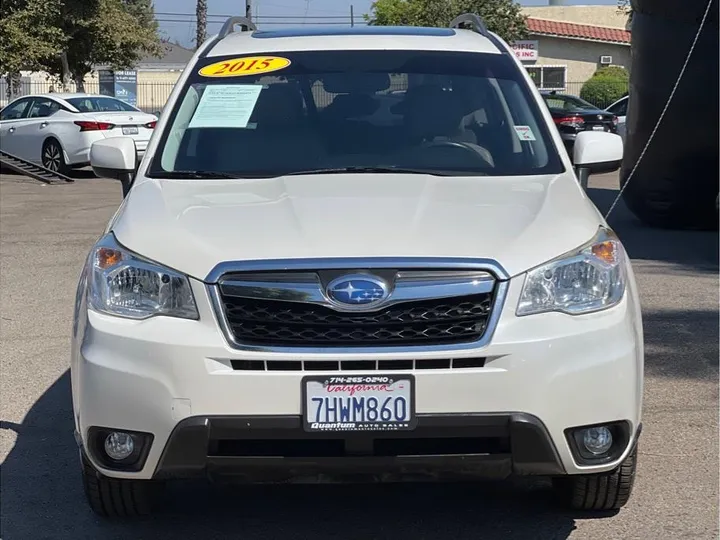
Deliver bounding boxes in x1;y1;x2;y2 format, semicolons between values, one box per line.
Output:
156;12;365;19
156;19;367;25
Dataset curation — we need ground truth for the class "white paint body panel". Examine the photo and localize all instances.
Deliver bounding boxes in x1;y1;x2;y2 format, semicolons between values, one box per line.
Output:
70;29;644;482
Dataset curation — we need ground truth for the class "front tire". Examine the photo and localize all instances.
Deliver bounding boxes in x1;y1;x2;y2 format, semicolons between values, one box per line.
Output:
81;452;162;518
552;446;637;511
42;139;69;175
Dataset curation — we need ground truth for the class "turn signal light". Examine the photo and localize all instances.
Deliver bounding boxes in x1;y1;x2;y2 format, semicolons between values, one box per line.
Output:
74;121;115;131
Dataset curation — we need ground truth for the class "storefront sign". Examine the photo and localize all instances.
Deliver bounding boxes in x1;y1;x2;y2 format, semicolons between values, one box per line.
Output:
512;40;539;61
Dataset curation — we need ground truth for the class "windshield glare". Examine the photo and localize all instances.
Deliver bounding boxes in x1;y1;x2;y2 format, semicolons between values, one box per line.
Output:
151;50;564;178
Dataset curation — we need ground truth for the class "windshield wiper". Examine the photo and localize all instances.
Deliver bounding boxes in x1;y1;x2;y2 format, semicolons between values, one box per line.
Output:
284;166;458;177
148;170;272;179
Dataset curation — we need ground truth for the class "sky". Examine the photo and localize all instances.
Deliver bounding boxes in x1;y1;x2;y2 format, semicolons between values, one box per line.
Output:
153;0;617;47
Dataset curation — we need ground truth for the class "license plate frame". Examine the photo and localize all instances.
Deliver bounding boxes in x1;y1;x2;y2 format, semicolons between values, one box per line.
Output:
302;374;417;433
122;126;139;135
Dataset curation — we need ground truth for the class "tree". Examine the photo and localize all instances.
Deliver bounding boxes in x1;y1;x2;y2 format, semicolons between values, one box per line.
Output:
366;0;528;43
0;0;66;94
1;0;161;91
196;0;208;49
52;0;162;89
580;65;629;108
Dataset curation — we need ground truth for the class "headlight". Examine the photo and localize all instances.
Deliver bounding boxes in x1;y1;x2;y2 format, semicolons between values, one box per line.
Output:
87;234;198;320
517;228;626;316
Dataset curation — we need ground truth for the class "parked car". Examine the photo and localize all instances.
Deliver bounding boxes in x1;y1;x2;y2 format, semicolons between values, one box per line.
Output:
540;91;619;153
606;95;629;142
73;16;640;518
0;93;157;174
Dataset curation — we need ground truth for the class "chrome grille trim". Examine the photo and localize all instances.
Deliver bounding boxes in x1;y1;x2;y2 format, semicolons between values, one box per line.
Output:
206;258;509;354
217;270;495;312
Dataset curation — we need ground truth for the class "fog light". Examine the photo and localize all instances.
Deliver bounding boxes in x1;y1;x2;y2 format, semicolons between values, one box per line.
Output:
104;431;135;461
582;426;613;455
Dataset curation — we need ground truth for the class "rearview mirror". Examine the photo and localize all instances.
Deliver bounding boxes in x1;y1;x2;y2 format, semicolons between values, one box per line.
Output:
573;131;623;189
90;138;137;197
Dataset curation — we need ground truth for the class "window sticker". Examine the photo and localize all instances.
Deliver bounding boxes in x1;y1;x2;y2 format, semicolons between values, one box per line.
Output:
513;125;537;141
198;56;291;78
187;85;263;129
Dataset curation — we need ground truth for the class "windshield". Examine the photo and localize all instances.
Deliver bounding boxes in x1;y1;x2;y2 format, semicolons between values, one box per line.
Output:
67;97;139;113
542;94;599;113
149;50;564;178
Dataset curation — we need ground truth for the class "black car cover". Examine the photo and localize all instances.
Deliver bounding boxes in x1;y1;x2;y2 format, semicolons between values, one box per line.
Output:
621;0;719;229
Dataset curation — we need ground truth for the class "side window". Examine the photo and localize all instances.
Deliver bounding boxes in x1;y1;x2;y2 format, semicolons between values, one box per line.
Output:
608;98;628;116
0;98;32;121
27;98;60;119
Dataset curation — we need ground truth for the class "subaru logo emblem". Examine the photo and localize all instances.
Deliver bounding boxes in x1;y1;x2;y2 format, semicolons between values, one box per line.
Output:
326;274;389;307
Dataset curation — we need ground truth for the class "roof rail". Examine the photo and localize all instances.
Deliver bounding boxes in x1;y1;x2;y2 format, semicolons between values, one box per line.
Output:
219;16;257;39
449;13;491;39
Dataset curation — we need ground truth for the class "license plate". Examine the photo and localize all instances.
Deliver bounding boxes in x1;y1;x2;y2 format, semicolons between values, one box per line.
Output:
592;125;605;131
303;375;416;432
122;126;139;135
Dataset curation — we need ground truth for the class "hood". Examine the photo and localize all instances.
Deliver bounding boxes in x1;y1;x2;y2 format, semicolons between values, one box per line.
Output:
110;173;602;281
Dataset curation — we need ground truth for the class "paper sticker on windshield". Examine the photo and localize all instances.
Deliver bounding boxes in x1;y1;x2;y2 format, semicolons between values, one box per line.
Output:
188;85;262;128
198;56;291;78
513;125;536;141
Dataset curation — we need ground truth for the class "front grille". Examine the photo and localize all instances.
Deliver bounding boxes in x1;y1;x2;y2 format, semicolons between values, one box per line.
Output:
219;293;494;347
230;357;486;371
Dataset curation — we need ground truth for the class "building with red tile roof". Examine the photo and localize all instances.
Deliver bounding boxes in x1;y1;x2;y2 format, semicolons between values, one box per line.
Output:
514;6;632;93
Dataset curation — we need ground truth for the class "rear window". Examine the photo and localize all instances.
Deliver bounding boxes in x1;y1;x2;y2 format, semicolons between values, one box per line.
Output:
149;50;564;178
542;94;598;113
67;97;139;113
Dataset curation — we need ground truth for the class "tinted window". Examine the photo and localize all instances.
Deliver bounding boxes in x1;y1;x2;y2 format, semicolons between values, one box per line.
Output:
151;50;564;178
67;97;138;112
27;98;60;118
0;98;32;120
543;94;598;113
607;97;628;116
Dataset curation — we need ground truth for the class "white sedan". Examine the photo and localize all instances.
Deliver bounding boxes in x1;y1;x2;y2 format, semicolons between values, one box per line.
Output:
0;93;157;174
606;95;628;142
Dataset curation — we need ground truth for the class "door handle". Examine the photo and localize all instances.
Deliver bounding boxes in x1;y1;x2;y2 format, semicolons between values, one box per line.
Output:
8;127;15;133
40;122;48;128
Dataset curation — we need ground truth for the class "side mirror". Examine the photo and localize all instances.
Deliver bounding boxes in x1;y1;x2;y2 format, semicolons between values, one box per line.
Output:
573;131;624;190
90;138;137;197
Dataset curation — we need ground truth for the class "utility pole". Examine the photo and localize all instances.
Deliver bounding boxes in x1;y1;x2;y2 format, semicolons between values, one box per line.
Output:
350;4;354;27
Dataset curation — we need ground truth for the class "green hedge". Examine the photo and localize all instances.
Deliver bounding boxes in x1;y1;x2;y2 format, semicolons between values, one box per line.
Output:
580;66;629;109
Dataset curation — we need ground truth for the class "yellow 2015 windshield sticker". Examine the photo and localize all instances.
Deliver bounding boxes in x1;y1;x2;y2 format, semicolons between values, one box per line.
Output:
198;56;291;78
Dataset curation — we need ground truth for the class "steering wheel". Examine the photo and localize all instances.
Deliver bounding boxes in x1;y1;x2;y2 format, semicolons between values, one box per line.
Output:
421;140;494;167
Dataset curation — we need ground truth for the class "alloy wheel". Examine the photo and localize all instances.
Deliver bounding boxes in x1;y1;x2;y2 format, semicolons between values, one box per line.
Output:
43;143;61;172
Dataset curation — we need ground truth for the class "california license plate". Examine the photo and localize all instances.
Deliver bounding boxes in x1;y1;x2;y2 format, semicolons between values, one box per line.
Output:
122;126;139;135
303;375;416;432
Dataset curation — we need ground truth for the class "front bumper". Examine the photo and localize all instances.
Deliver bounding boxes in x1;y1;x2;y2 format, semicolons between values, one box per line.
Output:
146;413;567;481
71;272;644;481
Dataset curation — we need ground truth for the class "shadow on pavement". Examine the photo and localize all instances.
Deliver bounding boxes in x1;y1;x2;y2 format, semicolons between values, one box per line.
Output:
587;187;719;272
0;374;584;540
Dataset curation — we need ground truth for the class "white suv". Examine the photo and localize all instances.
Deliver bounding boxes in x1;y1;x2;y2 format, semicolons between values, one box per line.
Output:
72;15;642;518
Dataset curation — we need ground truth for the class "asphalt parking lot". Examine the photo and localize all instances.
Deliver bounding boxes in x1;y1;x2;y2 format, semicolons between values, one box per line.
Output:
1;169;718;539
